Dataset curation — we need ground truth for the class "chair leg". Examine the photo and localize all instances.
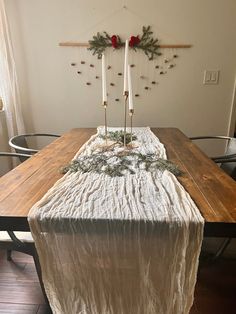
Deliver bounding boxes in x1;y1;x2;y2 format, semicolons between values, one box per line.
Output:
6;250;12;261
212;238;232;262
32;251;52;313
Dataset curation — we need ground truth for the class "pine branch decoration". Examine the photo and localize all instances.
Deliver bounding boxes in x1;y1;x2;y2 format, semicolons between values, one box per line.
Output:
136;26;161;60
100;131;137;145
88;32;123;59
88;26;160;60
61;151;182;178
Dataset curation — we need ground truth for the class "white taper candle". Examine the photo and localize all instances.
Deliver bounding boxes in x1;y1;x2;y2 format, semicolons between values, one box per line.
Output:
102;54;107;102
128;65;133;110
123;39;129;94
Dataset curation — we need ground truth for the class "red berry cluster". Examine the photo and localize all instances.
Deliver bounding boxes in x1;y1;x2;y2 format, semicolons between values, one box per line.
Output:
129;36;140;47
110;35;140;49
111;35;118;48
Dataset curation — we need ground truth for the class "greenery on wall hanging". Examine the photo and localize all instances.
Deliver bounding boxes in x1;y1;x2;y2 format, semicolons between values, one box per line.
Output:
88;26;161;60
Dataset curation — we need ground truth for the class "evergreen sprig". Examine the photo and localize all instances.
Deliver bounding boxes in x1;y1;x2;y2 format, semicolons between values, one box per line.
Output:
61;151;182;178
100;131;137;145
88;32;123;59
88;26;160;60
136;26;161;60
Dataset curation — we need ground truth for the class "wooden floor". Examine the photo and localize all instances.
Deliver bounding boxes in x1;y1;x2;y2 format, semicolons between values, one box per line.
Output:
0;250;49;314
0;250;235;314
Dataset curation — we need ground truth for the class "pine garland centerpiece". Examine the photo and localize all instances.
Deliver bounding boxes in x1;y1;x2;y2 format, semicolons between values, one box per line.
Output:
100;130;137;145
62;151;181;178
62;132;182;178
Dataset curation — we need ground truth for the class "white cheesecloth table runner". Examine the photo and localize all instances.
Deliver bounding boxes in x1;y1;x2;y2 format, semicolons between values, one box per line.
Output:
28;127;204;314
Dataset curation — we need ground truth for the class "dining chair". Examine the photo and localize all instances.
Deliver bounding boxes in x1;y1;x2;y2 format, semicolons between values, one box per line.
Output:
0;152;49;306
0;152;33;261
0;151;31;160
190;136;236;179
9;133;60;162
190;136;236;260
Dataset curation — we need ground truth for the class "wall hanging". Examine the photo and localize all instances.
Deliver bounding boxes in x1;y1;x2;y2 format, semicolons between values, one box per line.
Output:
59;22;192;146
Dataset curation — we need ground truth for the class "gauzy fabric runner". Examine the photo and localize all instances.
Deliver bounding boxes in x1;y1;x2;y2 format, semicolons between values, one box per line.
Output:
28;127;204;314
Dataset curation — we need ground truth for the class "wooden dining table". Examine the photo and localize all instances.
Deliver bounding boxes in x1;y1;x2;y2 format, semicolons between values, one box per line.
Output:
0;128;236;237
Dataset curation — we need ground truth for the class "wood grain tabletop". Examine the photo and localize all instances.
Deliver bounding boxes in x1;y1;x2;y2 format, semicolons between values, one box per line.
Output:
0;128;235;236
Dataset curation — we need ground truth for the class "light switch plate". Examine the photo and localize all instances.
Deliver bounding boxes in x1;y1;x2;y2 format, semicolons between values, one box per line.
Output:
203;70;219;85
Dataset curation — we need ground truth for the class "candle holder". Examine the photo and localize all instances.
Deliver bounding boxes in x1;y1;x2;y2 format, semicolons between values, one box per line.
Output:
129;109;134;143
103;101;108;144
123;91;129;146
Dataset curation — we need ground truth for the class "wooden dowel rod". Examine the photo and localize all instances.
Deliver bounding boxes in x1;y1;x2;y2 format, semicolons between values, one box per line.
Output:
59;42;192;48
160;44;192;48
59;42;89;47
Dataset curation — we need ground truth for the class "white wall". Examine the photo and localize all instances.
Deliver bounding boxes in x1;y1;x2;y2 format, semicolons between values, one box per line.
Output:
4;0;236;155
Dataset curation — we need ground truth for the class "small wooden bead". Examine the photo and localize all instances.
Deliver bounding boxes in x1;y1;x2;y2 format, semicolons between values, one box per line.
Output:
155;65;159;69
77;71;82;74
71;63;76;66
86;82;91;85
135;94;140;97
107;65;111;70
81;61;85;64
168;64;174;69
115;98;120;102
173;54;178;58
90;64;94;67
95;76;99;79
160;71;164;75
110;83;115;86
164;59;169;63
118;72;122;76
144;86;149;90
151;81;156;84
130;64;135;68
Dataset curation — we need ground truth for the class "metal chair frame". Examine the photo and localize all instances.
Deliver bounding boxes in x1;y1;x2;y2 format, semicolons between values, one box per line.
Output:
190;136;236;261
0;232;50;307
190;136;236;160
0;152;50;307
9;133;60;155
0;152;32;159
